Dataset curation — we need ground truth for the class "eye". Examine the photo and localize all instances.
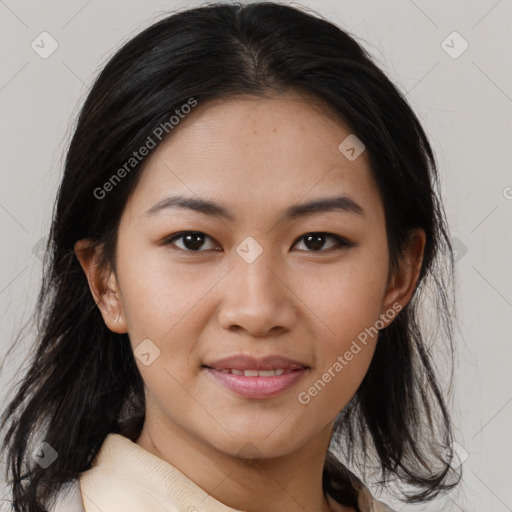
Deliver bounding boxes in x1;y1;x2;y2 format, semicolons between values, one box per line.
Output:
292;232;352;252
163;231;352;253
164;231;221;252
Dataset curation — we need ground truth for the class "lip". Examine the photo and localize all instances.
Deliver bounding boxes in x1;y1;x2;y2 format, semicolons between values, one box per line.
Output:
204;367;308;399
203;354;308;371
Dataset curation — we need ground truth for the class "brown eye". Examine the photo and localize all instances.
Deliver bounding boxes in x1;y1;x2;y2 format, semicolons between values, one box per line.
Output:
163;231;353;254
293;232;352;252
164;231;220;252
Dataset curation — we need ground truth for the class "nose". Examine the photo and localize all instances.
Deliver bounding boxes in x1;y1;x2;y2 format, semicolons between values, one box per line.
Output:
216;248;298;338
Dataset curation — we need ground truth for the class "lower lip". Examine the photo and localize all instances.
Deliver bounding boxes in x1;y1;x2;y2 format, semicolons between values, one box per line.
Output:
204;367;308;399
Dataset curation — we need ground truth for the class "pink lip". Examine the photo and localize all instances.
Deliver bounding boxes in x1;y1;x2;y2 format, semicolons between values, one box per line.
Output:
204;367;308;399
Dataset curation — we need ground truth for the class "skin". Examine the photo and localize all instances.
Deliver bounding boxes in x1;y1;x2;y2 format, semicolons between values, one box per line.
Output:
75;92;425;512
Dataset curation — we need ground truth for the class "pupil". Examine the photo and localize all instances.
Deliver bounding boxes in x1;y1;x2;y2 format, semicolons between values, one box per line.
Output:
306;233;324;251
185;233;203;250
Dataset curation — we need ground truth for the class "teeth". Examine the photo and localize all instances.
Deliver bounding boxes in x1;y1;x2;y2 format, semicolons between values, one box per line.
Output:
218;368;290;377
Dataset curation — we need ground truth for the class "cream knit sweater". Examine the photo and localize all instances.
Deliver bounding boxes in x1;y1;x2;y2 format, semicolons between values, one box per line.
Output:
50;433;394;512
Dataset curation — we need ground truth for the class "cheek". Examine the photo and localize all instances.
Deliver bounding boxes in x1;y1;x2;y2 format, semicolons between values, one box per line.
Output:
298;346;375;419
118;250;217;344
295;246;387;402
301;248;388;341
297;273;383;415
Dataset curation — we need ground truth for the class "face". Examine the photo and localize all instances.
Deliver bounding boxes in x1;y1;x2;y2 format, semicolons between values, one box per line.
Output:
77;92;424;460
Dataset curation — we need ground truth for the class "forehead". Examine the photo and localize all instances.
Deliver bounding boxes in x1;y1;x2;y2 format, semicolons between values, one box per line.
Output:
124;93;384;225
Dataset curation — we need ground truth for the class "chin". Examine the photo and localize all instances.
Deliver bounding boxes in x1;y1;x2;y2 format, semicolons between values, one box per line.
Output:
205;431;300;461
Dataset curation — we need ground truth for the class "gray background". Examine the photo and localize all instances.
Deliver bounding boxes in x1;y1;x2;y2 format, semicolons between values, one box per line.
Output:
0;0;511;510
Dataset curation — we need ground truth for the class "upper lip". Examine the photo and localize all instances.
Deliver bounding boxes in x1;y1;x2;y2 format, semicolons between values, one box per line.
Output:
203;354;309;371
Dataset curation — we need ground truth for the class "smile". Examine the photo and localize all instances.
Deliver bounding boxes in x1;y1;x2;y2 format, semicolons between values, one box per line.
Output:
203;366;308;399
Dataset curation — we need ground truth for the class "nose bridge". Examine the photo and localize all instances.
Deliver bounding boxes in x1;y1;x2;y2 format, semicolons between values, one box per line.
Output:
217;237;296;335
233;237;282;305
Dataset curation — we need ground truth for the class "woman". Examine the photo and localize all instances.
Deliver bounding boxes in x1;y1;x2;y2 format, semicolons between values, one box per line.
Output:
0;2;461;511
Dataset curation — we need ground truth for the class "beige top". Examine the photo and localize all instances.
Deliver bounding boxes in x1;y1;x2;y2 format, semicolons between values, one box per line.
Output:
77;433;394;512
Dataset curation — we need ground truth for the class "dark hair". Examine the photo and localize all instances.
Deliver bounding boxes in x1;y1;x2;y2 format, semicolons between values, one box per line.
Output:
1;2;461;511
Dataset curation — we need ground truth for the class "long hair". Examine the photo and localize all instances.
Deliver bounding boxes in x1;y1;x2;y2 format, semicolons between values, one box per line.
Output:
1;2;461;510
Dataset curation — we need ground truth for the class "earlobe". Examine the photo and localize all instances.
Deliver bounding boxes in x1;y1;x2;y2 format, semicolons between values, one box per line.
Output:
380;228;426;327
73;239;128;334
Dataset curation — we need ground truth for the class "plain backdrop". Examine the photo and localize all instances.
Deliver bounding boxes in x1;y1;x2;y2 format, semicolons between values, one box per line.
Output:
0;1;511;510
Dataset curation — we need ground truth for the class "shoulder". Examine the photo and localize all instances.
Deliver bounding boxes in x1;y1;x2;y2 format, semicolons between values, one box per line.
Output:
48;479;85;512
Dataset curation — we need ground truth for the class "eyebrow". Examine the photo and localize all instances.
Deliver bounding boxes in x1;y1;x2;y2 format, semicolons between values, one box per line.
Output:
144;194;365;221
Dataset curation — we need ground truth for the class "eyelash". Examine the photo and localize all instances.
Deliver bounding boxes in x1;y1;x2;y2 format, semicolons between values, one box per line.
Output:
163;231;353;254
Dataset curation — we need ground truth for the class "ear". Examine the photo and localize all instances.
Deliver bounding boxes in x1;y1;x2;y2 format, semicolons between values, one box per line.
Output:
380;227;426;327
74;238;128;334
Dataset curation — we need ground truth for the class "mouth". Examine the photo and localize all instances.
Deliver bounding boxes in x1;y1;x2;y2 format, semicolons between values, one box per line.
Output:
202;365;309;399
202;366;301;377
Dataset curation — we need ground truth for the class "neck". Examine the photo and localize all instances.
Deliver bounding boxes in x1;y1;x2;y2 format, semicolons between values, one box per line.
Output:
135;417;340;512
